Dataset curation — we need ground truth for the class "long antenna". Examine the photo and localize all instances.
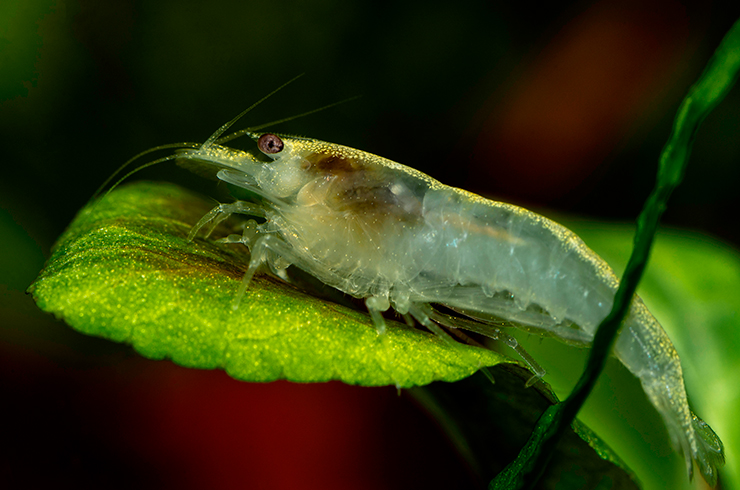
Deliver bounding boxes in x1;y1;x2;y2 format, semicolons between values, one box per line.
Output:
91;142;201;202
91;75;306;202
200;73;305;149
93;74;361;203
215;95;361;145
98;154;184;201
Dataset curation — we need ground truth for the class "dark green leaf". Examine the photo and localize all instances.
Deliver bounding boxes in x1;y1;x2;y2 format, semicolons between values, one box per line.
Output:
413;368;639;490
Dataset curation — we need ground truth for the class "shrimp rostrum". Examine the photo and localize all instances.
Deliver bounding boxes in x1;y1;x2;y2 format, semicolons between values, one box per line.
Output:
173;125;723;484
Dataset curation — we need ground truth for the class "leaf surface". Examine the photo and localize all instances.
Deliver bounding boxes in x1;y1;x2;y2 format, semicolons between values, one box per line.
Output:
29;181;509;388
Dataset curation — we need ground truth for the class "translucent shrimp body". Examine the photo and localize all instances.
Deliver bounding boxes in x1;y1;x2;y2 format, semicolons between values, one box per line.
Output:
183;133;723;484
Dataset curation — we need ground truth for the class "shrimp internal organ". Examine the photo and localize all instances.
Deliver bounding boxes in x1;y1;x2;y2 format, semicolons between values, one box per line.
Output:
184;132;723;484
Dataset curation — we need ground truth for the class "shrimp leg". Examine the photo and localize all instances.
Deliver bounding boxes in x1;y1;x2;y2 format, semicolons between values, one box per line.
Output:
188;201;266;241
409;303;545;386
365;294;391;335
227;233;297;310
407;303;458;344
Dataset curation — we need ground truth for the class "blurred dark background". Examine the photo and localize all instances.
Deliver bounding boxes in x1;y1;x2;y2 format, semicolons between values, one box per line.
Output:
2;0;739;488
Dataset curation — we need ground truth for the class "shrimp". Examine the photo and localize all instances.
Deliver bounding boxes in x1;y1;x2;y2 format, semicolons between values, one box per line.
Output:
176;125;723;484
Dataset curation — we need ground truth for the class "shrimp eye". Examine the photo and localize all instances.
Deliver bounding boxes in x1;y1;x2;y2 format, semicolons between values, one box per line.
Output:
258;133;284;154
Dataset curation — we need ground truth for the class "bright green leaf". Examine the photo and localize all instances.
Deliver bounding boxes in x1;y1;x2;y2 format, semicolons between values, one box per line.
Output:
29;181;510;388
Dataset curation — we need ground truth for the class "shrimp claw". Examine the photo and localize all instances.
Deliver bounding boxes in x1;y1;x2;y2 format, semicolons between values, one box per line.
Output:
188;201;266;241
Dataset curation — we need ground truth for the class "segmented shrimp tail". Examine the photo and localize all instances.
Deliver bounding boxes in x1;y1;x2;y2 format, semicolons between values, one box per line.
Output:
617;302;725;486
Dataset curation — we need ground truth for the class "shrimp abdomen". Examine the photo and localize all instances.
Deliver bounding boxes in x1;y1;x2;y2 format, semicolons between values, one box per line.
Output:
416;187;616;333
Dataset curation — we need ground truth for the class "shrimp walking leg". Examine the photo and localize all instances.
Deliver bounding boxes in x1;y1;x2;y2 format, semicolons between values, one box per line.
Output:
229;233;297;310
407;303;458;344
365;294;391;335
432;311;545;386
409;303;544;386
216;219;297;282
188;201;266;241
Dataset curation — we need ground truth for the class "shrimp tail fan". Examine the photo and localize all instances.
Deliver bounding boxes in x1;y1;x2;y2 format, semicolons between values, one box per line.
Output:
691;412;725;487
645;375;725;486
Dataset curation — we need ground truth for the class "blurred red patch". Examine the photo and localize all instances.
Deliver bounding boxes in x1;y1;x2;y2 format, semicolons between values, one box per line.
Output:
473;0;691;201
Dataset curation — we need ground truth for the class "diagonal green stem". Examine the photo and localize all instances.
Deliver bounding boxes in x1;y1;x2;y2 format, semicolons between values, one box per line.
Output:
490;16;740;490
